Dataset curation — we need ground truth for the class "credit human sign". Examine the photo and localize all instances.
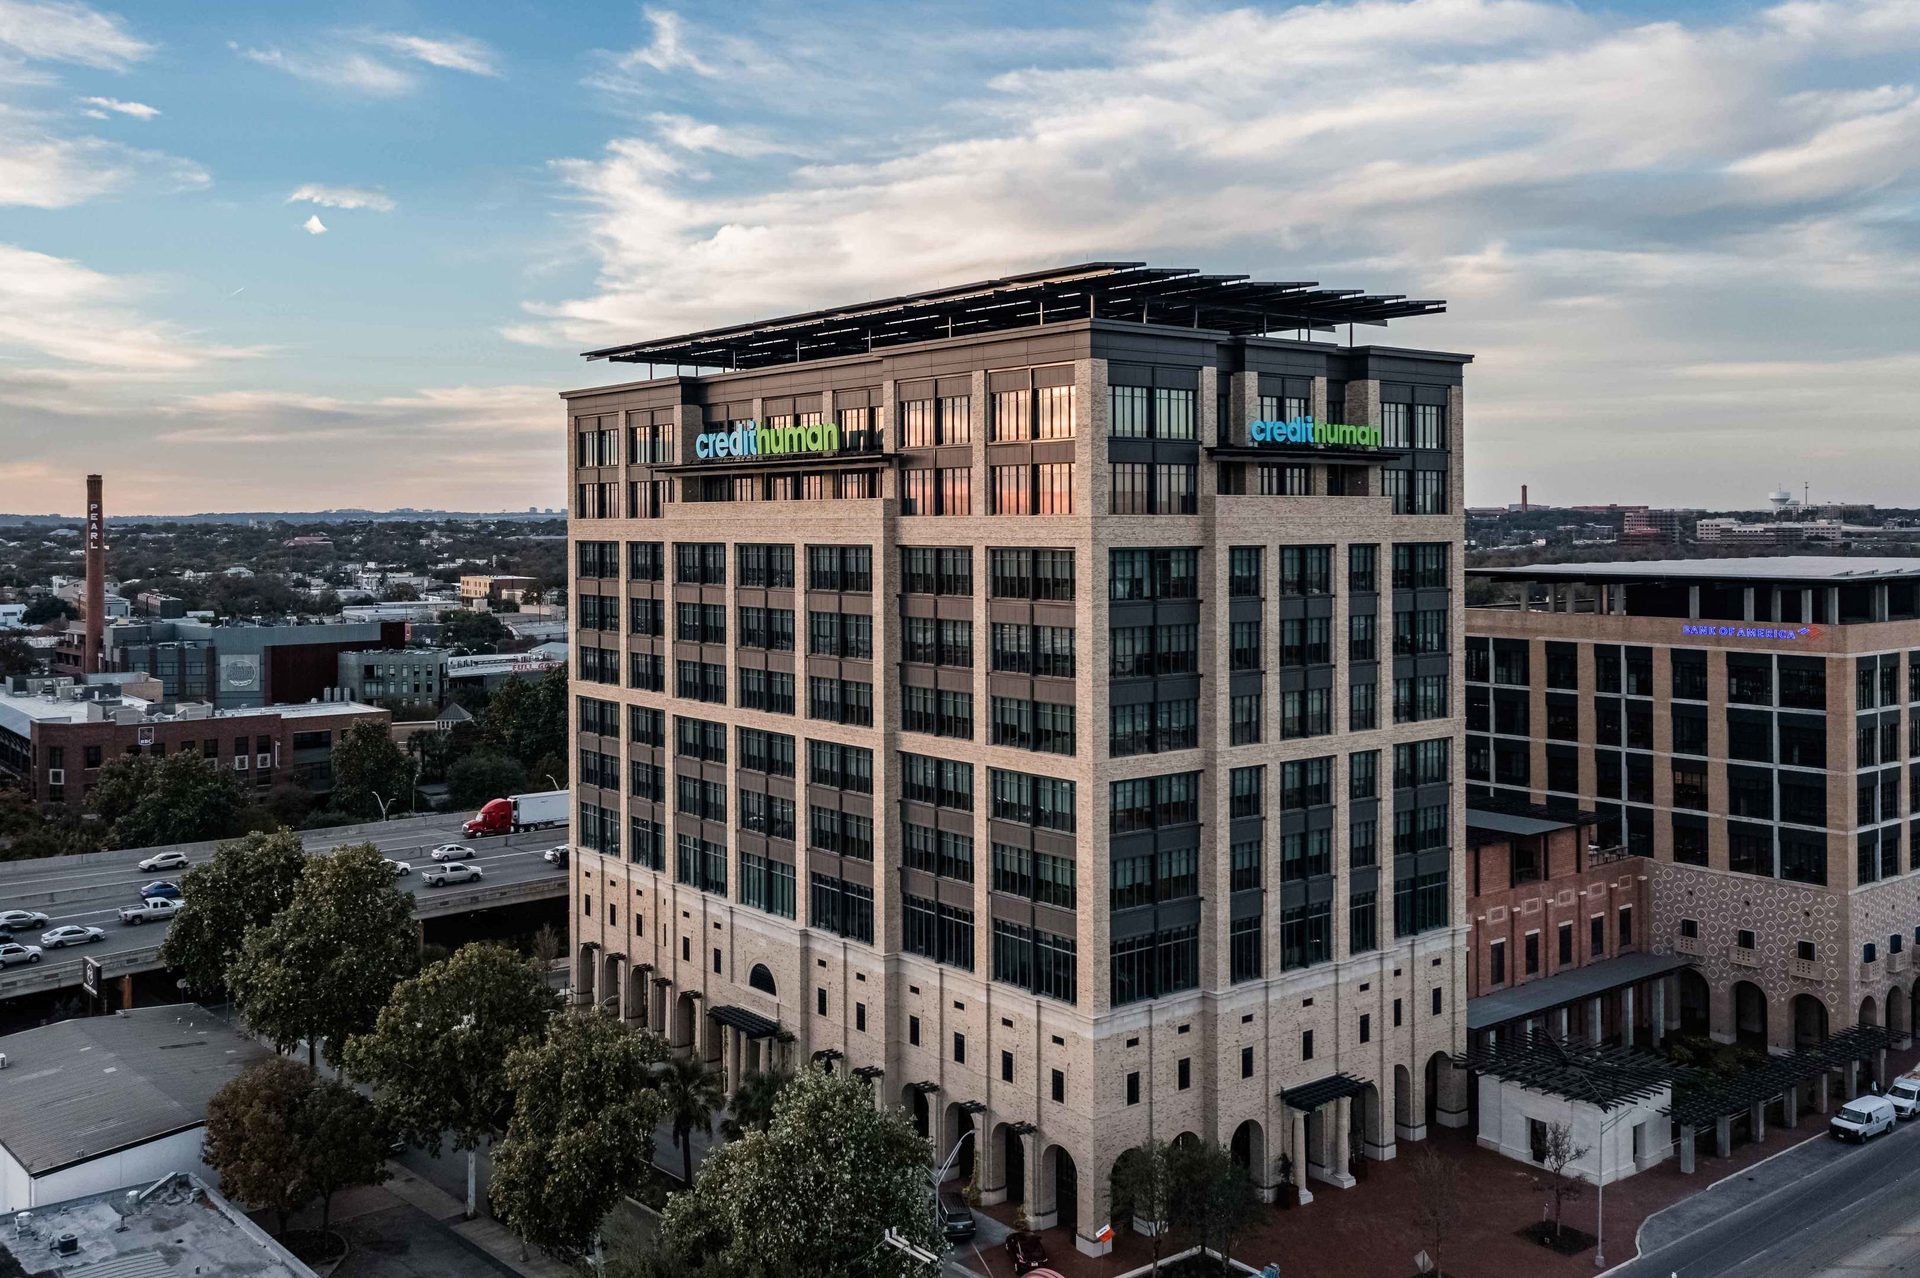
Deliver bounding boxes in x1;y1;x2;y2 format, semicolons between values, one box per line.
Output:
694;420;842;460
1248;416;1383;448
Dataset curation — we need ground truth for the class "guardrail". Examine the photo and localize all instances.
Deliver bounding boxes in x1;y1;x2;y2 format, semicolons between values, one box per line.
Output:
0;941;164;999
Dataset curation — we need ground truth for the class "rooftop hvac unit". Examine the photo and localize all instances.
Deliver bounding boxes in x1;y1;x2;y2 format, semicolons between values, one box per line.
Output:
13;1212;29;1238
54;1232;78;1256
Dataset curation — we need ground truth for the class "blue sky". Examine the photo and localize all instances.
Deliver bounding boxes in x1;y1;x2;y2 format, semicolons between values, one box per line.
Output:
3;0;1919;513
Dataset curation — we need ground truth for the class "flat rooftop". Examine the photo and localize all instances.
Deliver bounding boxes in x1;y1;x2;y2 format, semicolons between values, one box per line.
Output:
0;686;383;729
0;1006;275;1176
0;1175;311;1278
581;261;1446;371
1469;556;1920;586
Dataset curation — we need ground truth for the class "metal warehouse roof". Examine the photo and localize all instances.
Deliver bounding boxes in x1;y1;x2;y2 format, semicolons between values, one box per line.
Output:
0;1006;275;1176
581;262;1446;371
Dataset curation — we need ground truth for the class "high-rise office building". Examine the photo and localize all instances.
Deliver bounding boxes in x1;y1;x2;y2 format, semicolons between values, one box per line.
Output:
566;263;1470;1251
1467;557;1920;1054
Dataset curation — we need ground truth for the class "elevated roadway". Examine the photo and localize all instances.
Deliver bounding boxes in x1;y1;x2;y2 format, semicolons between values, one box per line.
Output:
0;814;569;1000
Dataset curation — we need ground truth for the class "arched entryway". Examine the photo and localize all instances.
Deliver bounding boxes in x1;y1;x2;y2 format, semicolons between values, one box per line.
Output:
1394;1063;1415;1139
1733;980;1768;1050
602;953;624;1014
1792;993;1829;1048
1356;1081;1387;1159
576;943;598;1006
1229;1119;1265;1179
1172;1131;1200;1150
1859;994;1880;1028
1677;969;1711;1037
672;991;698;1052
624;965;647;1023
1887;986;1909;1043
993;1124;1026;1206
1042;1145;1078;1233
1109;1149;1143;1227
941;1102;976;1182
902;1085;931;1140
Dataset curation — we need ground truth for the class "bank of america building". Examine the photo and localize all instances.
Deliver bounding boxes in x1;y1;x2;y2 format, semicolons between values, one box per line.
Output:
564;264;1470;1251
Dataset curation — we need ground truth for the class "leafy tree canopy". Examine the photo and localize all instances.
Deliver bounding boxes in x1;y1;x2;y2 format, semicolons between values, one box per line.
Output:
329;721;413;820
489;1013;669;1261
447;752;528;810
161;827;307;997
438;609;509;654
21;596;74;625
653;1066;942;1278
229;842;418;1068
88;751;250;849
203;1057;388;1235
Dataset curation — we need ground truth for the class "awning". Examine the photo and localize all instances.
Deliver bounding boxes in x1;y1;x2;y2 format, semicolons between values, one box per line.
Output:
1281;1073;1370;1111
707;1004;782;1039
1467;808;1586;838
1468;952;1693;1032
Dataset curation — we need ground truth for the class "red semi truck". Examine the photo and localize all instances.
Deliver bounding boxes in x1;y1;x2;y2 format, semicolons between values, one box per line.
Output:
462;790;568;838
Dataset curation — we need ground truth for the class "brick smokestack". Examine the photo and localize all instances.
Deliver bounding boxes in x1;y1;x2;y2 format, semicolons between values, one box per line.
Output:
1520;484;1529;513
83;473;105;675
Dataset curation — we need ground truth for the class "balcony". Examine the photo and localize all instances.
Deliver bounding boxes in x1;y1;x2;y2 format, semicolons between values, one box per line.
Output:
1860;960;1881;986
1787;957;1821;981
1892;951;1910;975
1728;946;1761;969
1674;934;1706;959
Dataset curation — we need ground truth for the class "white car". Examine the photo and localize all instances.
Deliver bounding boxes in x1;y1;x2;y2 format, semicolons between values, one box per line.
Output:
39;925;105;949
0;942;42;967
542;845;569;865
385;859;413;877
422;863;483;887
0;910;51;931
136;850;189;872
430;844;473;862
1888;1075;1920;1120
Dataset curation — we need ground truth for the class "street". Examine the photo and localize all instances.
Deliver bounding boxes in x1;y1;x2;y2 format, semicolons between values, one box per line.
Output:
1617;1111;1920;1277
0;815;568;996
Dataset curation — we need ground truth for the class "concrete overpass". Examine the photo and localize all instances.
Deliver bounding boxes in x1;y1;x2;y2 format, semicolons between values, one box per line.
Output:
0;814;569;1002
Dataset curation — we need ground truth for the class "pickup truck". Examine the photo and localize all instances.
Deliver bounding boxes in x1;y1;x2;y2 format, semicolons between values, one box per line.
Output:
118;897;184;925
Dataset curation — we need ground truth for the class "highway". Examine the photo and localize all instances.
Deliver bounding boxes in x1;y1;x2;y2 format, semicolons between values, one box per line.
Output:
0;814;569;999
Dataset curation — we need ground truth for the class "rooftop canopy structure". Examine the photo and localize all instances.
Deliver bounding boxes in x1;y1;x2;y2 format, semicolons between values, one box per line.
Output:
581;262;1446;372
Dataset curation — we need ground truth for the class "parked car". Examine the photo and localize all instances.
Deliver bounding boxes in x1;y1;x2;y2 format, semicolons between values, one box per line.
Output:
430;843;473;862
543;845;569;867
385;859;413;877
1831;1094;1898;1142
1888;1075;1920;1120
136;850;189;872
119;898;184;925
40;925;105;949
0;942;42;967
0;910;50;930
1005;1230;1049;1273
139;881;183;900
422;863;484;887
936;1190;975;1243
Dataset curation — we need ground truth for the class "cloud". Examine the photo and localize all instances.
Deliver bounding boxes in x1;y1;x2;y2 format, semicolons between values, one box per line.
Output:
649;112;787;158
359;31;499;77
0;0;151;69
0;242;259;373
287;183;394;212
301;214;327;235
235;43;416;97
77;95;158;119
0;110;206;207
615;8;716;75
153;384;556;446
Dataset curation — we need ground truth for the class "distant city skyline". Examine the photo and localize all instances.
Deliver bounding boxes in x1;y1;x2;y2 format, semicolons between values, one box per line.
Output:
3;0;1918;513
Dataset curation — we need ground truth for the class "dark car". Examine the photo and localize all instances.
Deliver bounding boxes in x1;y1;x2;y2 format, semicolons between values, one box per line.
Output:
1005;1230;1048;1273
140;881;183;900
936;1191;975;1243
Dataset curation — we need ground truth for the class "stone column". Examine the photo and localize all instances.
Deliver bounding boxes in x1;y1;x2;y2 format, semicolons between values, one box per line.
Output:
1290;1110;1315;1205
1435;1060;1470;1130
1650;980;1667;1050
1749;1100;1766;1144
1678;1125;1696;1174
1557;1006;1571;1040
1587;997;1603;1043
1624;985;1636;1048
1714;1116;1732;1158
727;1026;743;1092
1875;1047;1889;1089
1815;1071;1830;1113
1783;1085;1798;1128
1845;1060;1860;1098
1331;1097;1355;1187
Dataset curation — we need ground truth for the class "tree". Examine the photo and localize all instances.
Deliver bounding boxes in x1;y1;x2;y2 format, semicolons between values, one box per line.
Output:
719;1070;790;1141
0;636;36;676
344;943;555;1217
204;1057;314;1235
489;1013;670;1261
21;596;74;625
1170;1139;1258;1265
161;828;307;997
87;751;249;849
229;842;418;1069
652;1066;943;1278
1112;1141;1177;1273
299;1075;391;1230
329;721;413;820
478;667;566;772
447;752;528;810
1535;1120;1591;1240
1411;1146;1464;1277
438;609;509;654
657;1053;725;1187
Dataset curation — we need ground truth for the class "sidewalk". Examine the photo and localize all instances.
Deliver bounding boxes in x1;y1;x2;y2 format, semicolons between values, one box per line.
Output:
384;1161;577;1278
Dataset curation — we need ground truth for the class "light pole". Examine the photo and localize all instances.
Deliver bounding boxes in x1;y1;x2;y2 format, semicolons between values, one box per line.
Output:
1593;1106;1633;1268
370;791;394;822
545;773;560;792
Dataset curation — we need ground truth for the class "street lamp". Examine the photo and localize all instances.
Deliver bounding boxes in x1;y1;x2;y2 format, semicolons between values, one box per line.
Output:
545;774;560;791
370;791;394;822
1593;1105;1635;1268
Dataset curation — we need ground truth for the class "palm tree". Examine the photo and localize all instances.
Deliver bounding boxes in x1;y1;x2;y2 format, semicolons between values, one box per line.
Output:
720;1069;790;1140
658;1054;725;1185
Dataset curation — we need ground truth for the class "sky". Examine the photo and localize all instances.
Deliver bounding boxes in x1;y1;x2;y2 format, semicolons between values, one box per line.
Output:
2;0;1918;515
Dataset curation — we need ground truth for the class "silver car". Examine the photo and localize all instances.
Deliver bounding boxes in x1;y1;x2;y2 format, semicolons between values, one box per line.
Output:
136;850;189;872
430;844;473;862
422;863;483;887
0;943;42;967
40;925;105;948
0;910;50;931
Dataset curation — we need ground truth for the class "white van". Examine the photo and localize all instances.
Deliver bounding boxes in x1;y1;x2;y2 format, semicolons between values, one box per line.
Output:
1888;1076;1920;1120
1830;1094;1898;1142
